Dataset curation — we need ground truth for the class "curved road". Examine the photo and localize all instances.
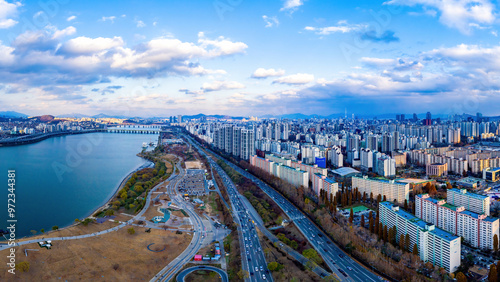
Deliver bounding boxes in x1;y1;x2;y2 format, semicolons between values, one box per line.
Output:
176;266;228;282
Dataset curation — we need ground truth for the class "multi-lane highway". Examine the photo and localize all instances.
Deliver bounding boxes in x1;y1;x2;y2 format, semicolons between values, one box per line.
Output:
151;160;211;282
192;140;272;282
187;135;384;282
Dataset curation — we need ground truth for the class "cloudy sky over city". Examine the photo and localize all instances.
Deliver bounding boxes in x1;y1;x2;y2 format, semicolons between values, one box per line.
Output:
1;0;500;117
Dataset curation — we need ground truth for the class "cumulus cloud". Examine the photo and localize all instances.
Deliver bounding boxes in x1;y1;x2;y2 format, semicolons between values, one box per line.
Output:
201;80;245;92
198;32;248;56
305;21;367;35
384;0;495;34
52;26;77;39
251;68;285;78
0;0;21;29
0;30;247;90
280;0;304;12
263;15;279;28
273;73;314;85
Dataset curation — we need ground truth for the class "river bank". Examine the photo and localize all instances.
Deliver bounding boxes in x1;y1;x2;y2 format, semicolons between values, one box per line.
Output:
0;129;104;147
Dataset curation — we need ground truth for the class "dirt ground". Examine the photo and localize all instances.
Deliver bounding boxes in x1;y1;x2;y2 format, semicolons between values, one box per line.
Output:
185;161;202;169
0;226;191;281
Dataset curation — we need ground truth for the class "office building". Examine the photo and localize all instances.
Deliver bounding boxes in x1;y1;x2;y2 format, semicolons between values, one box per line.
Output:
426;163;448;177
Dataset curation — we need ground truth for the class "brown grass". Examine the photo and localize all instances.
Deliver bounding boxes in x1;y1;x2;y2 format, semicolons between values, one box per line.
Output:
0;226;191;281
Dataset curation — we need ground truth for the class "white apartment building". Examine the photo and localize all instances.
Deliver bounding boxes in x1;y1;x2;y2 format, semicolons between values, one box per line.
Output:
447;188;490;216
352;175;409;203
416;194;499;250
379;202;461;273
312;173;338;197
328;145;344;168
250;155;309;188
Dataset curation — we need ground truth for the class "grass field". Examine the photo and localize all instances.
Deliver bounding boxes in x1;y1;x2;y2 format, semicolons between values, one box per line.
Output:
0;226;191;280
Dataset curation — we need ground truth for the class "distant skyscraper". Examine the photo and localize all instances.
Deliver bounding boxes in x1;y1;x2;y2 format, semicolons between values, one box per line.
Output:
177;115;183;123
424;112;432;126
413;113;418;122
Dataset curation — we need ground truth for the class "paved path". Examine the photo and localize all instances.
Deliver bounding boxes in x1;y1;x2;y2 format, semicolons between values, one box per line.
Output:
0;159;178;252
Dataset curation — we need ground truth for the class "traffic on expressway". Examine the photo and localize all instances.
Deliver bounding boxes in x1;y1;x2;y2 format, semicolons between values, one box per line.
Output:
187;135;386;282
191;138;272;282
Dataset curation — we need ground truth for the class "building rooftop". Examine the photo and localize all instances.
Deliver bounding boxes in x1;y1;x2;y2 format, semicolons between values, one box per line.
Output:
331;167;361;176
484;167;500;173
449;188;488;200
353;175;408;186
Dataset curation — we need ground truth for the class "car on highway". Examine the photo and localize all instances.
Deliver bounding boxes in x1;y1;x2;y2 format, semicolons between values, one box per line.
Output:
347;266;353;271
255;267;258;272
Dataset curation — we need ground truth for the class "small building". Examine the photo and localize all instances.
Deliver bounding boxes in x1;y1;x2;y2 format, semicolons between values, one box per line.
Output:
483;167;500;182
194;255;202;261
426;163;448;177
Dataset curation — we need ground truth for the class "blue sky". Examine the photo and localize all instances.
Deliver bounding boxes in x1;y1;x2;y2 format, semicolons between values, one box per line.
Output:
0;0;500;117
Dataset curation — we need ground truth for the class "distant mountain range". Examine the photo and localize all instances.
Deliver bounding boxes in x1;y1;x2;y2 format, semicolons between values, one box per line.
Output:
0;111;28;118
2;111;500;121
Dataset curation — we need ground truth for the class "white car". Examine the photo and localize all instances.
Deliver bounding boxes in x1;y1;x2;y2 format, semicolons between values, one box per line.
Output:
255;267;258;272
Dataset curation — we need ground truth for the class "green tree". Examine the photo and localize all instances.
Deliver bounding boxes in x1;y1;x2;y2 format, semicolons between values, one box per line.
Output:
52;225;59;231
16;261;30;272
105;209;115;216
413;244;419;256
237;270;249;279
290;240;299;250
129;204;135;209
268;261;279;271
302;248;321;264
127;227;135;235
40;228;44;234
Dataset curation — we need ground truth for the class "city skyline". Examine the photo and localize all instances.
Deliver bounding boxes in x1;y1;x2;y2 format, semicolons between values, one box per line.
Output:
1;0;500;117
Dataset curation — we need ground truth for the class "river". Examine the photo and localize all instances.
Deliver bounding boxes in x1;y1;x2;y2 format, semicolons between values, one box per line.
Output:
0;132;156;238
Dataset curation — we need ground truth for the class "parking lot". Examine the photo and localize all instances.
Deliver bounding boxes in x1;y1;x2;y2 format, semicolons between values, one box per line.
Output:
178;169;208;196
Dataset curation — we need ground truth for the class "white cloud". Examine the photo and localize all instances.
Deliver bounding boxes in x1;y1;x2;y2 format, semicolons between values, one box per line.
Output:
67;15;77;22
263;15;279;28
280;0;304;12
273;73;314;84
360;57;396;66
251;68;285;78
198;32;248;56
384;0;495;34
305;21;366;35
100;16;116;23
0;0;21;29
136;20;146;28
52;26;77;39
201;80;245;92
61;36;124;55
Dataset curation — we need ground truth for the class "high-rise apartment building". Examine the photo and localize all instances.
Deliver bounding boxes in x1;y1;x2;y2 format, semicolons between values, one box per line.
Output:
415;194;499;250
352;175;409;203
379;202;461;273
447;188;490;216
